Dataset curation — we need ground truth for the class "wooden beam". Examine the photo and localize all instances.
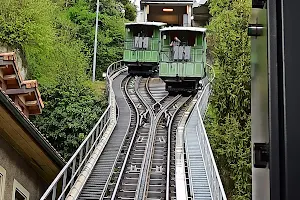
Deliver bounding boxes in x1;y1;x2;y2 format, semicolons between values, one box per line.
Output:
5;88;35;95
25;100;37;107
0;60;14;66
4;74;16;81
0;69;4;79
0;65;9;69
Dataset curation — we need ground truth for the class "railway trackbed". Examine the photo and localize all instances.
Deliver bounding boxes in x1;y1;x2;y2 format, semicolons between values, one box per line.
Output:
85;75;196;200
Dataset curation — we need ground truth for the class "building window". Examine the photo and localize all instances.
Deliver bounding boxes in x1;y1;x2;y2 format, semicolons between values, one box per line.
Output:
12;179;29;200
0;165;6;200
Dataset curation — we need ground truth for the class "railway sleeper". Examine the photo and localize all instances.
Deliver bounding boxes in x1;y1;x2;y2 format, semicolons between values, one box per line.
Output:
131;153;145;157
132;146;146;151
150;174;166;180
117;190;136;197
147;185;165;192
122;173;139;180
121;178;139;184
120;183;140;191
152;155;166;160
153;150;166;155
151;162;166;167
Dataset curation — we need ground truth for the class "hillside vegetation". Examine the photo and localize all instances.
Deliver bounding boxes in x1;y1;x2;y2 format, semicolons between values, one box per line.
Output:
205;0;252;199
0;0;136;159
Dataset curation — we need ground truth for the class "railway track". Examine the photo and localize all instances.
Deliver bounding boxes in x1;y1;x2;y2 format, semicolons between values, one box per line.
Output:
101;77;140;199
78;74;131;199
168;97;195;199
109;76;155;199
80;75;196;200
144;96;193;200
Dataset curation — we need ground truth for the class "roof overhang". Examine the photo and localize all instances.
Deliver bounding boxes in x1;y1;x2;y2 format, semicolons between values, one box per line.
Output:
0;90;65;183
160;26;207;32
125;22;167;27
141;2;193;6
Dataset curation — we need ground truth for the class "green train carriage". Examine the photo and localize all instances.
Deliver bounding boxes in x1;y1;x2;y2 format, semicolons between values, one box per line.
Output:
123;22;166;76
158;27;207;92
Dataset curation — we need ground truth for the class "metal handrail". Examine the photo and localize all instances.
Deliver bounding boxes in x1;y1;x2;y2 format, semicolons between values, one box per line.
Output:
194;82;227;200
124;38;160;51
40;60;125;200
184;62;226;199
160;47;205;63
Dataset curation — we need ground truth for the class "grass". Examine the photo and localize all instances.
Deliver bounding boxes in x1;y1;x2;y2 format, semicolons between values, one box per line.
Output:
91;80;107;96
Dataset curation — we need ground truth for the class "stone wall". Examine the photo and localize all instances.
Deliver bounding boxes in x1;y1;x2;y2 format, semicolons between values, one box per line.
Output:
0;45;27;80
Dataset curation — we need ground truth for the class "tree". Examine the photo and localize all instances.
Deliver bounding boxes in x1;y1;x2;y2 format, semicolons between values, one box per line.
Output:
67;0;126;80
32;74;107;159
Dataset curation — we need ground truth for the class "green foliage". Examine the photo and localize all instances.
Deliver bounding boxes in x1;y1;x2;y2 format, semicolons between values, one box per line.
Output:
32;75;107;159
0;0;128;159
95;14;125;78
67;0;128;79
0;0;56;47
205;0;252;199
124;3;137;21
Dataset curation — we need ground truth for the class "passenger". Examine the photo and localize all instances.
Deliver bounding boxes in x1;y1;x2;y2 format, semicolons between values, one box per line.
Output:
170;37;181;46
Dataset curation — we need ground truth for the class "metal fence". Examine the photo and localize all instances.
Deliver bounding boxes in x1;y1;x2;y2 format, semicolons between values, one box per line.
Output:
160;47;205;63
194;82;227;200
40;61;126;200
124;37;159;51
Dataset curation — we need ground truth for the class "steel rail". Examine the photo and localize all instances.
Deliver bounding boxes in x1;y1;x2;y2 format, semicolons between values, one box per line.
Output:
140;77;156;107
137;94;182;200
99;76;138;199
146;77;168;111
133;76;156;200
110;76;155;199
110;76;144;199
165;95;194;200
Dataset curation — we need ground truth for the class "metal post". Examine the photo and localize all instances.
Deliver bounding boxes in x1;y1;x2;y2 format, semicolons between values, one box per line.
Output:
249;0;300;199
249;2;269;199
92;0;100;82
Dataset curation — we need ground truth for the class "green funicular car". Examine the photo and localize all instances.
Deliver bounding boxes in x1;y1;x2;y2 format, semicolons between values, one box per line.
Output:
159;26;207;92
123;22;166;76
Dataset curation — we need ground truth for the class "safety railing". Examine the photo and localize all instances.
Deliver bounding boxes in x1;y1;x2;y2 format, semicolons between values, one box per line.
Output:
194;82;227;200
124;38;160;51
160;47;205;63
40;61;125;200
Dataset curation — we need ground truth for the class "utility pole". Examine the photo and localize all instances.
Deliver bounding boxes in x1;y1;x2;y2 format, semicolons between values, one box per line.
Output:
92;0;100;82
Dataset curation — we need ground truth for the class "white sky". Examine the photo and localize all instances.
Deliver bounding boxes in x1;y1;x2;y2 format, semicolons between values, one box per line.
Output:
131;0;141;11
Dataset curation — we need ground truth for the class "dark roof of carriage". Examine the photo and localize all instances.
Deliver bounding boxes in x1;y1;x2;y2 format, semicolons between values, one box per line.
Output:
160;26;206;32
125;22;167;27
141;0;193;5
